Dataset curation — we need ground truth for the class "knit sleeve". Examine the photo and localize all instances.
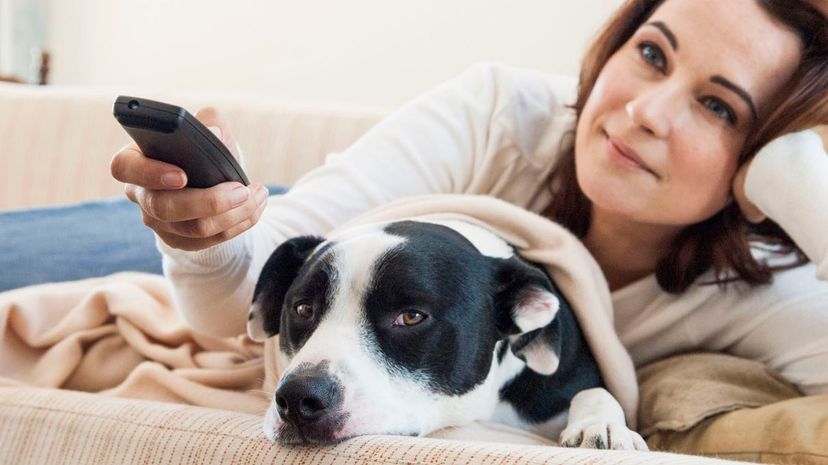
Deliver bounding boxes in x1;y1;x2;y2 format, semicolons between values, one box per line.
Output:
709;129;828;393
744;130;828;281
157;63;572;337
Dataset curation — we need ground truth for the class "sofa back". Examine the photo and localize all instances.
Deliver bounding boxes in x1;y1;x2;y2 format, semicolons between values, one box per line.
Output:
0;82;386;211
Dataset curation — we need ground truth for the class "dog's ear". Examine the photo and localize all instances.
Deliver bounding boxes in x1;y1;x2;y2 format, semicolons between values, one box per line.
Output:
494;257;563;375
247;235;325;342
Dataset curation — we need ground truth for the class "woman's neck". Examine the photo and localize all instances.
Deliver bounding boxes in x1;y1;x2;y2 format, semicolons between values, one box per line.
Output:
583;207;681;291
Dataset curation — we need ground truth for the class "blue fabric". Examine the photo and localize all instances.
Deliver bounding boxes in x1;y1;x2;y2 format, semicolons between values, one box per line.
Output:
0;185;286;293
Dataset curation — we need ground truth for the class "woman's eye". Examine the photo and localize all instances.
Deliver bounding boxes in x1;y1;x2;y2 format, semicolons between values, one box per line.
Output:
702;97;737;125
638;42;667;72
294;303;314;319
393;310;427;327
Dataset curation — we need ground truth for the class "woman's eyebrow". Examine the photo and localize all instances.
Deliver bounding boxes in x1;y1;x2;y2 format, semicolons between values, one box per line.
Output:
711;75;758;121
645;21;678;51
644;21;758;122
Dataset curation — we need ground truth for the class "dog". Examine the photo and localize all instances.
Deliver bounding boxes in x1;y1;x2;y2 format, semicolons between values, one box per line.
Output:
247;218;647;450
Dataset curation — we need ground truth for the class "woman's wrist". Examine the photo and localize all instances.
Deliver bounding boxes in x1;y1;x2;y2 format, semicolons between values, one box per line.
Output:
741;129;828;265
745;129;825;204
735;129;826;223
156;232;248;271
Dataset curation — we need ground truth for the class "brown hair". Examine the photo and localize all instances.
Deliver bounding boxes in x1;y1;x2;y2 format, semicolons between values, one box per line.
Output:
542;0;828;293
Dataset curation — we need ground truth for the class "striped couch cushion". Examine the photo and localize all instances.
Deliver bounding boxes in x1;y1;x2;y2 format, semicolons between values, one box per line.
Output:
0;387;741;465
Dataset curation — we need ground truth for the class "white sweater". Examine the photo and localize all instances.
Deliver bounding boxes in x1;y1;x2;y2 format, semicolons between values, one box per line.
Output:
158;63;828;396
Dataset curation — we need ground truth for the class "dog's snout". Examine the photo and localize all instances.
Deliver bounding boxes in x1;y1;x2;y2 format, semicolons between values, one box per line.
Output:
275;369;342;426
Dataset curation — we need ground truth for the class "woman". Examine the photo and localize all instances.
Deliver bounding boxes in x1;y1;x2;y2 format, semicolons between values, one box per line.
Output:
111;0;828;454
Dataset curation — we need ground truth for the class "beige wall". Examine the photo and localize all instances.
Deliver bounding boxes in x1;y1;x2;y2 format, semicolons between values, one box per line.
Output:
45;0;623;107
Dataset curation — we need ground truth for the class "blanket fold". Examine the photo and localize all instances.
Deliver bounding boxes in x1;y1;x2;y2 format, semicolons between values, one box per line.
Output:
0;272;270;414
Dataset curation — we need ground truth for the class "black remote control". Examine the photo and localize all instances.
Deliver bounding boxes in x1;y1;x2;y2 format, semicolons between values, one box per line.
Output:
113;96;250;188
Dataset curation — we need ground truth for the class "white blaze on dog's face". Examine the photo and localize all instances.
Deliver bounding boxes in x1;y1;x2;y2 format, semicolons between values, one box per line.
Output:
248;220;563;444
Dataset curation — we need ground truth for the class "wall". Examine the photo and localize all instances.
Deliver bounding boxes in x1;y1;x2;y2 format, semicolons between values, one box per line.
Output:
44;0;623;107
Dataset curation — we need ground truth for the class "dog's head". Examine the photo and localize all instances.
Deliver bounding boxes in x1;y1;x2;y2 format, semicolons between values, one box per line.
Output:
248;219;563;443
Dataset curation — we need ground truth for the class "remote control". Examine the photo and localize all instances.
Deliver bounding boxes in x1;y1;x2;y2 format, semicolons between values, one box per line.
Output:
113;96;250;188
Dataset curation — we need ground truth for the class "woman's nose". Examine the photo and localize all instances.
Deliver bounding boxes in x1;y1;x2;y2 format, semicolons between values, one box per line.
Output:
625;85;680;139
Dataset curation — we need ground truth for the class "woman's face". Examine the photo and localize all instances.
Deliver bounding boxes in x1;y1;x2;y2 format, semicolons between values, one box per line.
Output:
575;0;801;227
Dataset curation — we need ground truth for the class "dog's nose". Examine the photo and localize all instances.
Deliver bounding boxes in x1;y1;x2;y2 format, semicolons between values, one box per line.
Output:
275;370;342;426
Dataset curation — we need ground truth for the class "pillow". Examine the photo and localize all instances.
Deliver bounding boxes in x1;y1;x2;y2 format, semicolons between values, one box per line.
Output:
0;185;286;293
637;353;828;464
0;197;161;293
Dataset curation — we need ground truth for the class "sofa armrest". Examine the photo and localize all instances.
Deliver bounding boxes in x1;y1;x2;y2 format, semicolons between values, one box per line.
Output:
0;386;743;465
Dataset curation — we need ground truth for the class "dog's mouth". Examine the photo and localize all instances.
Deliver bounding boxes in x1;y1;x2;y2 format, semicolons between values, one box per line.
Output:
276;423;347;445
271;410;351;445
276;423;419;445
269;406;422;445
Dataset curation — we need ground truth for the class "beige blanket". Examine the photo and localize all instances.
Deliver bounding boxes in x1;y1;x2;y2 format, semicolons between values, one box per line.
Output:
0;194;638;430
0;272;270;414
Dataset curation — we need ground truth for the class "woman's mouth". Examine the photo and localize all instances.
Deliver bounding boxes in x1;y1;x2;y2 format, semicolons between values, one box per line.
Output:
604;132;658;178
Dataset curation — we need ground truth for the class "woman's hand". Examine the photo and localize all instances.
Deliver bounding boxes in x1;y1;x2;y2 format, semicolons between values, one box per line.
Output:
815;125;828;149
110;107;270;251
732;126;827;223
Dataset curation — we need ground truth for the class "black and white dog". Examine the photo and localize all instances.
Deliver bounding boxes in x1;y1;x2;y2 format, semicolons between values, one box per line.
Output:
247;218;647;450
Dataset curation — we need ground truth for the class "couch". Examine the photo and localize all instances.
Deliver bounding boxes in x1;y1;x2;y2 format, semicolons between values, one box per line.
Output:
0;81;779;465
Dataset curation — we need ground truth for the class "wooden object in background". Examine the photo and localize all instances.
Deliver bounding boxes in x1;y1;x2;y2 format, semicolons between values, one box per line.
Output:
0;50;50;85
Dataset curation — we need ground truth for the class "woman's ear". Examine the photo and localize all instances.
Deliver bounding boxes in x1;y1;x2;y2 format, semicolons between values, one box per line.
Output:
247;236;325;342
731;160;767;223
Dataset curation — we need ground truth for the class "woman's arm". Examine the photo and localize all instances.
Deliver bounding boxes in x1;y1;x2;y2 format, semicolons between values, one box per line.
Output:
741;129;828;280
157;63;574;337
657;129;828;394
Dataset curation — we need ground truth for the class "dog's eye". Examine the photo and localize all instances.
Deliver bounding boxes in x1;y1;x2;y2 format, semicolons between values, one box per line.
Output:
294;303;314;320
393;310;427;327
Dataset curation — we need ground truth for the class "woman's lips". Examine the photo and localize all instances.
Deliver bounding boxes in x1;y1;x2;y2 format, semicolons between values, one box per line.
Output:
605;132;658;178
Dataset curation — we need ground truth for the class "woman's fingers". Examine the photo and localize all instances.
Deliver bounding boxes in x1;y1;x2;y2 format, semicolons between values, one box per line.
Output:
731;161;766;223
194;107;243;160
813;124;828;152
142;184;268;237
110;143;188;190
133;182;260;223
153;189;269;251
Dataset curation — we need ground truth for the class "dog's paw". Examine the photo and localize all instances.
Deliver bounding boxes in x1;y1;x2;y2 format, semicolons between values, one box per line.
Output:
559;420;648;451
